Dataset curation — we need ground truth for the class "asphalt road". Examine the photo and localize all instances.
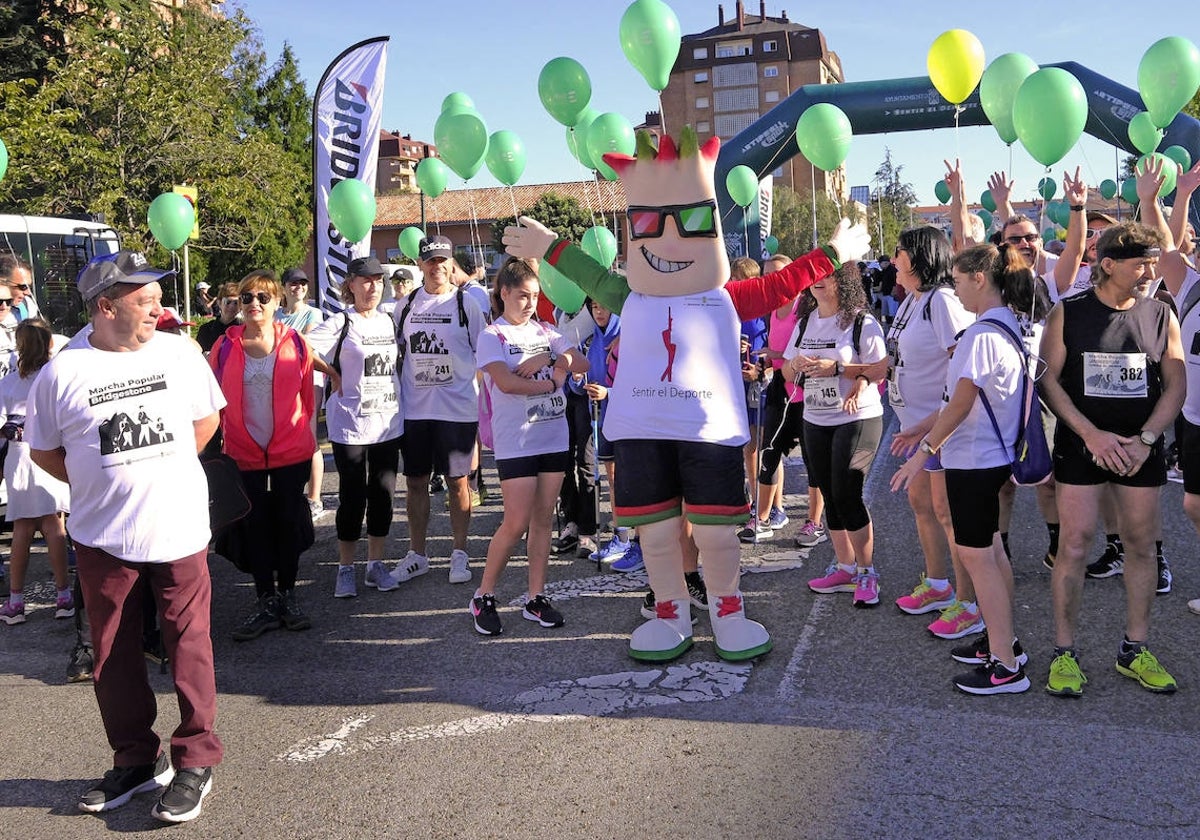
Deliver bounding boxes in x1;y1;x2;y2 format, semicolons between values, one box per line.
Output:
3;414;1199;839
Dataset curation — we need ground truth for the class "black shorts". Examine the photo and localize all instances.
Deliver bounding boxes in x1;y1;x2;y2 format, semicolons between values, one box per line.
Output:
1052;426;1167;488
1178;416;1200;495
400;419;478;479
613;439;748;527
496;450;570;481
945;466;1011;549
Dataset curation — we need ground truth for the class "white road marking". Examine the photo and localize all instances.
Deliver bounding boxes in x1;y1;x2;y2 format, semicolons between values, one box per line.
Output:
505;570;649;606
741;550;809;573
278;661;753;764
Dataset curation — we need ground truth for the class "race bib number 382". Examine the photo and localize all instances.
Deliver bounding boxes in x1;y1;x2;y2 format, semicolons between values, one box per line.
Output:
1082;351;1147;399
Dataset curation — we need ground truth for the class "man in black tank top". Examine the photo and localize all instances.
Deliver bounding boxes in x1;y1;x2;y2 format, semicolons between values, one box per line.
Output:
1038;223;1185;697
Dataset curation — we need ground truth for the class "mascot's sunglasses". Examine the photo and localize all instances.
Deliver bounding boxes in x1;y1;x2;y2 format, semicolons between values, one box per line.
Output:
627;199;718;240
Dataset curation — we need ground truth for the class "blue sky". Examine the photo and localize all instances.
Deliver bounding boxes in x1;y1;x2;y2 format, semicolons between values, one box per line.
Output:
242;0;1168;205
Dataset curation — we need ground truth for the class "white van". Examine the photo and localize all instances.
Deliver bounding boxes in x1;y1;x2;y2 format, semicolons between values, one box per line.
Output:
0;214;121;336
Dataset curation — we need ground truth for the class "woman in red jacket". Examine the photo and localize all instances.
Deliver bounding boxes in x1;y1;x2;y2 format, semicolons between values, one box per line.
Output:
210;270;333;641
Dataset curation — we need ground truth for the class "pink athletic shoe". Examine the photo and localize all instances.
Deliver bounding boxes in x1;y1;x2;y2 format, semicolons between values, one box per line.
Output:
852;570;880;608
895;577;955;615
808;563;856;594
927;602;985;640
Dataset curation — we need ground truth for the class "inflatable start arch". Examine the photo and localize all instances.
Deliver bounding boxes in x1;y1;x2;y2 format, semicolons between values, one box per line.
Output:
717;61;1200;256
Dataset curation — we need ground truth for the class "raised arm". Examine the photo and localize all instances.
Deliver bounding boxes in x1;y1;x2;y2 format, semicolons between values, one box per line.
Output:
1053;168;1088;295
987;171;1015;229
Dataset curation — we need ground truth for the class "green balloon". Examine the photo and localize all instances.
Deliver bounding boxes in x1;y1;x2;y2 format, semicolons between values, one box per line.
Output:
1038;177;1057;200
764;235;779;255
415;157;449;198
1099;178;1118;200
484;130;526;187
147;192;195;251
980;190;997;213
434;110;489;180
1042;227;1057;242
441;92;475;114
580;226;618;268
618;0;681;92
1013;68;1088;166
934;180;951;204
566;108;598;170
1137;153;1179;198
1164;145;1193;171
398;226;424;261
326;179;375;243
979;52;1038;145
1138;36;1200;128
1121;177;1139;205
796;102;853;172
0;137;7;183
977;209;993;229
586;112;636;181
726;165;759;207
1052;202;1070;227
1128;111;1163;156
538;57;592;127
539;259;586;314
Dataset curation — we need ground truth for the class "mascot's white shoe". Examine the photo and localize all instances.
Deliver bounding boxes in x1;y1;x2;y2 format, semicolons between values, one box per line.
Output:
629;598;694;662
708;591;772;661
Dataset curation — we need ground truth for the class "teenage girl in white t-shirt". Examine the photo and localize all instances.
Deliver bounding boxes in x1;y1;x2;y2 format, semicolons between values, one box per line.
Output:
470;258;587;637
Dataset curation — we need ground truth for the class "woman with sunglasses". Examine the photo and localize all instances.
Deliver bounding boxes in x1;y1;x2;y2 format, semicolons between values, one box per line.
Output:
0;254;39;323
885;227;976;637
276;268;326;520
209;271;334;640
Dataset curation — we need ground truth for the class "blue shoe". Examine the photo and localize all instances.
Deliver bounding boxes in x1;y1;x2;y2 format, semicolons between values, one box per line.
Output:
611;541;645;573
590;535;631;562
766;506;789;530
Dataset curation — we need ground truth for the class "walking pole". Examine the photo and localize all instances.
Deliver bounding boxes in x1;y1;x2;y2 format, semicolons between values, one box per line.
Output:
749;377;766;545
591;396;603;572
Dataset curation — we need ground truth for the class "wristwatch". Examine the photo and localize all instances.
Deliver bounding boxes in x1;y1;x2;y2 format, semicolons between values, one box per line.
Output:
548;351;558;367
1139;429;1157;446
918;439;937;456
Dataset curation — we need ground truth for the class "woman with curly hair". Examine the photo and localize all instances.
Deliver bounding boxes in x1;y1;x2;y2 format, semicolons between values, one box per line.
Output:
781;264;888;608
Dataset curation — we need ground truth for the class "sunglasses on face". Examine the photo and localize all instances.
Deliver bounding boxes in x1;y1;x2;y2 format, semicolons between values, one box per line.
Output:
1085;228;1102;240
285;280;307;287
0;299;12;307
627;199;718;240
1005;233;1040;244
240;292;273;305
12;284;28;291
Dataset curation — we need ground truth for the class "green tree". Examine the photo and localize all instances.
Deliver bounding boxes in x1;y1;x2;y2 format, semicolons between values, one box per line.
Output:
490;192;600;253
769;185;861;259
0;0;310;291
868;147;918;257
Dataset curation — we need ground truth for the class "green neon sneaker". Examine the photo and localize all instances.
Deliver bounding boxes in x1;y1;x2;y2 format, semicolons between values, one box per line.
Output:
1115;647;1177;693
1046;650;1087;697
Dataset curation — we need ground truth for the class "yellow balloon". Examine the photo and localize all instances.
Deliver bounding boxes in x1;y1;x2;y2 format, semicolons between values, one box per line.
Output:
927;29;986;105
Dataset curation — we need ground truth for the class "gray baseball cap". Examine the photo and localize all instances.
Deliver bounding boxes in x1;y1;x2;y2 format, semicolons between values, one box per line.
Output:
77;251;175;302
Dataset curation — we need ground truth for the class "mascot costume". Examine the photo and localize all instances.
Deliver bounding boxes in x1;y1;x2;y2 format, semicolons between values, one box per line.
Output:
504;127;869;661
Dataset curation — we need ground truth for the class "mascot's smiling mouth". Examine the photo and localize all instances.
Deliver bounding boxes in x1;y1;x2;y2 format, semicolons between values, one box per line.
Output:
639;245;693;274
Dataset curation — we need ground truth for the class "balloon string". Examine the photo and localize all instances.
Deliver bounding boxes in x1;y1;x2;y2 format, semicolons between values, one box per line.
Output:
658;92;667;136
508;185;519;224
810;163;818;250
742;213;748;257
464;183;482;260
954;106;962;167
431;195;442;236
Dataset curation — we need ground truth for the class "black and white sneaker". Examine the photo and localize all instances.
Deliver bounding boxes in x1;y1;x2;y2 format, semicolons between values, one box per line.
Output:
737;519;773;543
79;753;173;813
950;631;1028;666
552;529;580;554
684;571;709;609
952;657;1031;695
67;641;94;683
1157;554;1172;595
1085;541;1124;578
522;594;565;628
151;766;212;823
470;594;503;636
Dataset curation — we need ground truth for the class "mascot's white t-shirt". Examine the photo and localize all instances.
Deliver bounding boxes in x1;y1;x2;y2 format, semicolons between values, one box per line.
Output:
309;311;403;445
602;289;748;447
26;330;224;562
476;317;574;460
394;287;486;423
784;309;887;427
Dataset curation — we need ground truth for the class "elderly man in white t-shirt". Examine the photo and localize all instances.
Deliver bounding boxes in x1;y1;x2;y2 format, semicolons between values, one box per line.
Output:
28;251;226;824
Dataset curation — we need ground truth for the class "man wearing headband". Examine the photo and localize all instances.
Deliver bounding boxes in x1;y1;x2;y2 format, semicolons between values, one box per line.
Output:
1038;222;1185;698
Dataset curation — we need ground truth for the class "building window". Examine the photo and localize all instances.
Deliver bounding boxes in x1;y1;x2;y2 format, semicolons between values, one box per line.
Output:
697;121;710;133
694;71;709;83
693;47;708;60
764;90;780;103
716;39;753;58
763;66;778;78
764;40;778;52
715;88;758;111
715;113;758;136
713;63;756;87
696;97;709;109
